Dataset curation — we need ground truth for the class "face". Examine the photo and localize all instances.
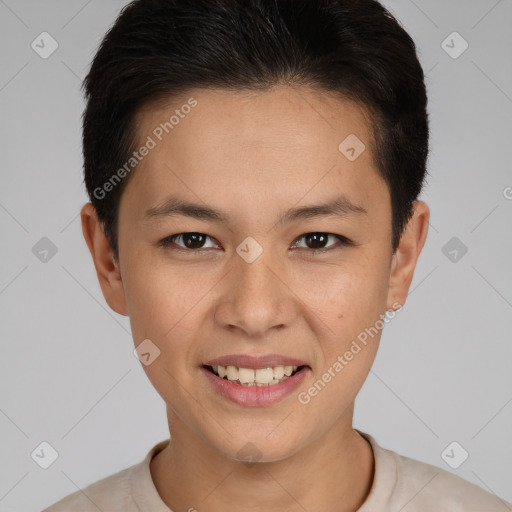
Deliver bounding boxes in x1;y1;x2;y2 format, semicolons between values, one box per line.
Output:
84;85;428;463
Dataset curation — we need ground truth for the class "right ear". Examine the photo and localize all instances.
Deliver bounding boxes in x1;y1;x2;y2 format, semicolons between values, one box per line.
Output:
80;202;128;316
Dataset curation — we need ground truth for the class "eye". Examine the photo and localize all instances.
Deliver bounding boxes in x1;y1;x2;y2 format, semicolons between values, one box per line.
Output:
291;232;353;253
159;232;220;251
158;231;353;254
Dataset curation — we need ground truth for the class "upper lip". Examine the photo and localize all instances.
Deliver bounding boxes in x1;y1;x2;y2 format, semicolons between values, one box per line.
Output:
203;354;310;369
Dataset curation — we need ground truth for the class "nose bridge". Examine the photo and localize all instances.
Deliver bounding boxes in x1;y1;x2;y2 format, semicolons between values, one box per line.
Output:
215;239;295;337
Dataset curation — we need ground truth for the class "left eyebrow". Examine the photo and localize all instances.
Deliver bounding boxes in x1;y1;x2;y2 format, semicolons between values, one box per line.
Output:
143;194;367;225
277;195;367;225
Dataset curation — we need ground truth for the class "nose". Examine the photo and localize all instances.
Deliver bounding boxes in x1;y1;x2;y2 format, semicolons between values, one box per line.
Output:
213;246;299;339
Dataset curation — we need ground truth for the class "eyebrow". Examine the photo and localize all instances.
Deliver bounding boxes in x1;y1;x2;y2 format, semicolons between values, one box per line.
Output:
143;194;367;225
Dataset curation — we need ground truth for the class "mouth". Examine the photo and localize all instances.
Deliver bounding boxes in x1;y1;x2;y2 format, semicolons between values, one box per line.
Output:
203;364;307;387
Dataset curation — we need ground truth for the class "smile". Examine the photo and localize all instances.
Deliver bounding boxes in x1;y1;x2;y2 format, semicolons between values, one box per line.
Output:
205;364;303;386
201;364;310;406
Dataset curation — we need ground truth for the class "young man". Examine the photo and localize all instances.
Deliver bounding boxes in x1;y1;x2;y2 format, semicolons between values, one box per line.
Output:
43;0;511;510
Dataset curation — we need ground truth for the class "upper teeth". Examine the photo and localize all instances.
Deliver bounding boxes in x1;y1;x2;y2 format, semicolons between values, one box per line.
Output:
212;365;299;385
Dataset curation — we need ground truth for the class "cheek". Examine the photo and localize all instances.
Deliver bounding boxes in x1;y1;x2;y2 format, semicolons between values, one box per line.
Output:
122;261;205;397
294;261;390;417
121;257;201;345
300;253;390;326
299;254;391;375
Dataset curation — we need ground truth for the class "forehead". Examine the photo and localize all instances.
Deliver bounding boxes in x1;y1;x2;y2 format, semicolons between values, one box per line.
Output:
122;85;386;221
136;84;374;159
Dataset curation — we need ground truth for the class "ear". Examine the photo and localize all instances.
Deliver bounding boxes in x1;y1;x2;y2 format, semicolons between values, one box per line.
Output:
80;202;128;316
386;200;430;310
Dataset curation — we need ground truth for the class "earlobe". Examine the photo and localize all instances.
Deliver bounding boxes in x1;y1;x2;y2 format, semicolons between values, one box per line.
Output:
386;200;430;310
80;202;128;316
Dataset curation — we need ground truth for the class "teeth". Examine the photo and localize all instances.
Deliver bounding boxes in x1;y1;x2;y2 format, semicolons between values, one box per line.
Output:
226;365;238;381
210;365;300;386
255;367;273;383
273;365;285;379
238;367;255;384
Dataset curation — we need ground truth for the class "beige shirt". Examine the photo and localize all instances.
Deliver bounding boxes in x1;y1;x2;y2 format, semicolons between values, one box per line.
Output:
42;430;511;511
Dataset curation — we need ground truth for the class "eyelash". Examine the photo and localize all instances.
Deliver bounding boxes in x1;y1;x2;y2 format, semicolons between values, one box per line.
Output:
158;232;353;254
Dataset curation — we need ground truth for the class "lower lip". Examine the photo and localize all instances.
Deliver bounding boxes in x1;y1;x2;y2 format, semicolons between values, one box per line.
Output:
201;366;310;406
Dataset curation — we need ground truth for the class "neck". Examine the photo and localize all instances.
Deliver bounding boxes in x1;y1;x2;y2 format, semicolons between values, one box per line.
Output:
150;408;375;512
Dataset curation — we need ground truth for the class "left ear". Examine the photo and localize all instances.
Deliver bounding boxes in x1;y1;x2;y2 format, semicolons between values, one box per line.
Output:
386;200;430;310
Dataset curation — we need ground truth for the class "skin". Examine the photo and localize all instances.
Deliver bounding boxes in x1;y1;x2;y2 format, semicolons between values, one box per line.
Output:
81;84;429;512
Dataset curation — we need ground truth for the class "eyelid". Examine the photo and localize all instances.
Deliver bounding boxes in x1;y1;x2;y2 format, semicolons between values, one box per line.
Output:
159;231;354;253
159;233;221;251
292;233;353;250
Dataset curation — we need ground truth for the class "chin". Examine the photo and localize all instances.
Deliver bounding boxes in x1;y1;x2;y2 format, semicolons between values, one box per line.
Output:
212;431;304;465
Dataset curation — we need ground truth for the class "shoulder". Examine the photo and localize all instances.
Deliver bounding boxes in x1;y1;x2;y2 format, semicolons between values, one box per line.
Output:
358;431;511;512
41;465;136;512
41;439;171;512
392;447;510;511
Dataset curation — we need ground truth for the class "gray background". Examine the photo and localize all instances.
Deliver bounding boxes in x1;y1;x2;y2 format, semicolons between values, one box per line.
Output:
0;0;511;510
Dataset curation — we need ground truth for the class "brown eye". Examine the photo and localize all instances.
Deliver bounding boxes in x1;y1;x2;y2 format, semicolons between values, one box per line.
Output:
292;232;352;253
160;233;218;250
304;233;329;250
